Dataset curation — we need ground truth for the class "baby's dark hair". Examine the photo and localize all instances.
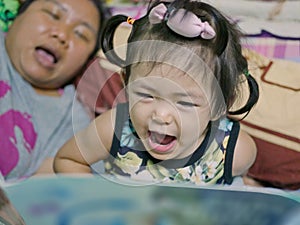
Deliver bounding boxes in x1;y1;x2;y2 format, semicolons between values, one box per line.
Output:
17;0;108;60
101;0;259;117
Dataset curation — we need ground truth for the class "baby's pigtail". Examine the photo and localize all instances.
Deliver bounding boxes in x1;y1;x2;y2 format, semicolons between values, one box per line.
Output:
228;71;259;117
101;15;129;67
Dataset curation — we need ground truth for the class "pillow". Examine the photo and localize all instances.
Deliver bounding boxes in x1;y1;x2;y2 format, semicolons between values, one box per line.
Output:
0;0;20;32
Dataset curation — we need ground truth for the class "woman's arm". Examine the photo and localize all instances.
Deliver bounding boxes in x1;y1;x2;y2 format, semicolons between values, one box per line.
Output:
53;108;116;174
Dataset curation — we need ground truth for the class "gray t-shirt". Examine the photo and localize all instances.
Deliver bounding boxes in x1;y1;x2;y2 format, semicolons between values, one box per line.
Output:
0;31;91;182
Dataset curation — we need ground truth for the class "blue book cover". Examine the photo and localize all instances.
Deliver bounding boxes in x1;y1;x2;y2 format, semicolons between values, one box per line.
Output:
1;175;300;225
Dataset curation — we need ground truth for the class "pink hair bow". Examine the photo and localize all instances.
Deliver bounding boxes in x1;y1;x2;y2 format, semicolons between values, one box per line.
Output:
149;3;216;39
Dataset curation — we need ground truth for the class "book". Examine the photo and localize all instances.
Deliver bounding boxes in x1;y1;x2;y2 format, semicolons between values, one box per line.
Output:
1;175;300;225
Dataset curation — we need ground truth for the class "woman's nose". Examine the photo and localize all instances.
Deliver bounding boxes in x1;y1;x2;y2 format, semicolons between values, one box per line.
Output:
51;26;69;47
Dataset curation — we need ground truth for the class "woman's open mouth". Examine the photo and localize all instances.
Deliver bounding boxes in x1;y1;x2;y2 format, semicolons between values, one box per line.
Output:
147;131;177;153
35;46;59;68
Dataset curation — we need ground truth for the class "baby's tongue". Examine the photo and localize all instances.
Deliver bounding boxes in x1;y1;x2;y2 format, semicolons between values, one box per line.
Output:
152;132;175;145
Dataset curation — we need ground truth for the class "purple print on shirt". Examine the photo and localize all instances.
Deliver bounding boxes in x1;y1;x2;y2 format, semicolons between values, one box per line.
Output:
0;81;37;176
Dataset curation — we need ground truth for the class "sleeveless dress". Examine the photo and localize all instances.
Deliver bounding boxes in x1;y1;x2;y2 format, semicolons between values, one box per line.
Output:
104;103;240;185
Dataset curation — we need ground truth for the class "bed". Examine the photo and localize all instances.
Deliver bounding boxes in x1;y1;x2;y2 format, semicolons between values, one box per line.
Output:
210;0;300;190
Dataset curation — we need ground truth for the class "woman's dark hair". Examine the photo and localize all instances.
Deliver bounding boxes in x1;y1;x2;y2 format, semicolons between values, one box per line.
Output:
18;0;109;60
101;0;259;117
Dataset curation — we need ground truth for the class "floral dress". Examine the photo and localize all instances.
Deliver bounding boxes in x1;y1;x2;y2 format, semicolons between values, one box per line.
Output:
104;103;240;185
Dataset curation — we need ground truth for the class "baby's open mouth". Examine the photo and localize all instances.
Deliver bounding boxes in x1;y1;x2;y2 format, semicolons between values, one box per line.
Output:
149;131;176;145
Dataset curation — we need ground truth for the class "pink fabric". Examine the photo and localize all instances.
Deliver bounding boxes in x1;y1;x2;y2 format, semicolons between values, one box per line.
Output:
75;57;127;116
243;37;300;61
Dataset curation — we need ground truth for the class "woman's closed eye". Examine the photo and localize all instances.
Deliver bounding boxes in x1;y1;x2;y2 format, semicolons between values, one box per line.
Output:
74;30;90;42
43;9;60;20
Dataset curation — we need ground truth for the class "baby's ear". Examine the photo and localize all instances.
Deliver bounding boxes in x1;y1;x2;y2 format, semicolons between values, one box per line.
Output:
210;117;219;122
210;108;226;121
210;115;221;122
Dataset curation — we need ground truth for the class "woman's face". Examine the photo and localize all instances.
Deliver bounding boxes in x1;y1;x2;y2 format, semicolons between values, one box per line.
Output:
127;64;214;161
5;0;100;89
